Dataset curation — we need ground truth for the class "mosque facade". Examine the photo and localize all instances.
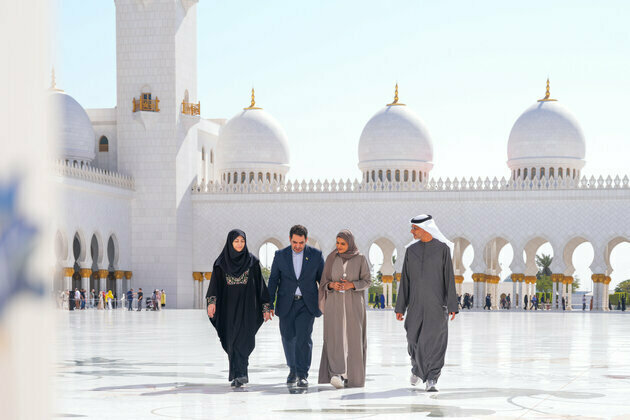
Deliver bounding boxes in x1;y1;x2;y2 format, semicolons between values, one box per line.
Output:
51;0;630;310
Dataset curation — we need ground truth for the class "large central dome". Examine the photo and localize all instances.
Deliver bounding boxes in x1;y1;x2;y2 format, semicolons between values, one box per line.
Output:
507;80;586;180
358;85;433;183
216;90;290;184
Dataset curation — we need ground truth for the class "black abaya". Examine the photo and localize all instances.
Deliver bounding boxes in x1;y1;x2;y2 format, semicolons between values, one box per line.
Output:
207;259;270;381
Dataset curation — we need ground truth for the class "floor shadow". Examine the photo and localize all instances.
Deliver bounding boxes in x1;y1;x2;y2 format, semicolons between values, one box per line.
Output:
276;403;494;417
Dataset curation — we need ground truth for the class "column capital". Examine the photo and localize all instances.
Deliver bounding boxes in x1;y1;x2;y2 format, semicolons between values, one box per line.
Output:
395;273;401;282
193;272;203;281
63;267;74;277
472;273;486;282
591;273;606;283
79;268;92;278
564;275;574;284
454;275;464;284
204;272;212;280
604;276;611;285
551;274;564;283
511;273;525;282
114;270;124;279
98;269;108;279
524;275;537;284
124;271;132;280
382;275;394;283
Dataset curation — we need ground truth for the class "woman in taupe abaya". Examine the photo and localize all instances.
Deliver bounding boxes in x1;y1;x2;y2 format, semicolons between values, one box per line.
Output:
318;229;371;389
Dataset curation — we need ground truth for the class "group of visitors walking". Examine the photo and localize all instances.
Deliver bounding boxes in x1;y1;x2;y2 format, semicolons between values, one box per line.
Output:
59;287;166;311
206;215;458;392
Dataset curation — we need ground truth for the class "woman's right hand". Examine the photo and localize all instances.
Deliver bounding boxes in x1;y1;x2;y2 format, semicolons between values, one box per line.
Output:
207;303;216;318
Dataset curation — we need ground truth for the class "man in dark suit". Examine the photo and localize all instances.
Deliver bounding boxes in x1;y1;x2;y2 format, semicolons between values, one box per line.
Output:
268;225;325;388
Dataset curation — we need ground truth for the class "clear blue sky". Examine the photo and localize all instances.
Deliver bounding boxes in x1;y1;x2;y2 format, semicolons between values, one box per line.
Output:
54;1;630;288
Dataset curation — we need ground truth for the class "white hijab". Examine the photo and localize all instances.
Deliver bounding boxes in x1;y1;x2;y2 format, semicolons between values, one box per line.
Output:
406;214;454;255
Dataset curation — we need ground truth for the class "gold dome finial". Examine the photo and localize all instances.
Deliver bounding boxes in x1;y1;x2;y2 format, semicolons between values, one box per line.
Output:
244;87;262;110
387;82;405;106
49;67;63;91
537;78;557;102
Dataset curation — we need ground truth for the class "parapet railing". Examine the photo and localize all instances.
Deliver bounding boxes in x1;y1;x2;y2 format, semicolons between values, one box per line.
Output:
54;160;135;190
192;174;630;194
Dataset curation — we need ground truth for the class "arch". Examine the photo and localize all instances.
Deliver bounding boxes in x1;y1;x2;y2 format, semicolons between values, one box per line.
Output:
249;172;254;183
367;237;397;275
395;169;400;182
563;236;593;276
255;237;285;269
549;167;554;178
210;149;214;164
523;168;528;179
452;236;473;279
404;170;409;182
531;167;536;180
605;236;630;277
483;237;514;278
55;230;68;262
412;171;416;182
419;171;423;182
378;170;383;181
241;172;246;183
90;232;104;271
98;136;109;152
523;236;554;276
107;234;119;271
540;167;545;178
72;230;88;265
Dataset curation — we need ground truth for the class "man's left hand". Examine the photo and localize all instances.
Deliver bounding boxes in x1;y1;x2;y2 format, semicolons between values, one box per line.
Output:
449;312;456;321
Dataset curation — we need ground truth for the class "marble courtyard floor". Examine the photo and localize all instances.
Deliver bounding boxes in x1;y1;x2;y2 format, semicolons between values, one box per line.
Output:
54;309;630;419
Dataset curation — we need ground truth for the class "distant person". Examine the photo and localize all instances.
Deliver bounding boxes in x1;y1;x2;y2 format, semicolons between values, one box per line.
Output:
622;294;626;312
532;295;538;310
137;288;143;311
582;295;586;311
524;294;528;311
126;289;134;311
589;296;593;311
484;294;491;310
161;289;166;308
562;296;566;311
74;288;80;310
380;293;385;309
506;294;511;310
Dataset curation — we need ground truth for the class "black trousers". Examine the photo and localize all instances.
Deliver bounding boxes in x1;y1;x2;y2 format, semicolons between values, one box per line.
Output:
279;298;315;378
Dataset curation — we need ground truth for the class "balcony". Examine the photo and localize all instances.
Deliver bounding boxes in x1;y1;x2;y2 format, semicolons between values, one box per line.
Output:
132;95;160;112
182;101;200;116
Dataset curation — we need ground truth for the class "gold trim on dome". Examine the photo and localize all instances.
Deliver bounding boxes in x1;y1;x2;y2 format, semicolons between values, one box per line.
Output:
49;67;64;92
386;83;405;106
537;78;557;102
243;88;262;110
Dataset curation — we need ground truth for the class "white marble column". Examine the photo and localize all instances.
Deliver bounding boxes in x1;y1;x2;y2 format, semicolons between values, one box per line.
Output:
193;272;202;309
63;267;74;292
115;271;124;307
98;270;108;293
79;268;91;296
552;281;558;310
566;278;573;310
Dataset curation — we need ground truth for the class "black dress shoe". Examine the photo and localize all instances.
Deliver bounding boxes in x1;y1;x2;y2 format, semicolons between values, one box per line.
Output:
296;377;308;388
287;370;297;384
230;379;240;388
236;376;248;385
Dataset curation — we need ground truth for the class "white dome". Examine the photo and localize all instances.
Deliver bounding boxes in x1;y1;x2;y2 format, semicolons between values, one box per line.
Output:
48;91;95;163
507;100;585;163
358;105;433;170
217;108;290;172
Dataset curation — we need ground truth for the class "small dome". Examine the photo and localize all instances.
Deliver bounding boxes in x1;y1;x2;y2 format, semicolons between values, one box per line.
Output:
48;90;96;163
508;100;585;162
358;104;433;169
217;100;290;173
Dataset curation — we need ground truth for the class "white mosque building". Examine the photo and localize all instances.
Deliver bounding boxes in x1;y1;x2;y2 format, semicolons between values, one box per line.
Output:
51;0;629;311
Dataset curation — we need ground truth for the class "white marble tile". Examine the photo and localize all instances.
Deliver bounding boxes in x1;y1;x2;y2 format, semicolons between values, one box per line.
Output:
54;310;630;419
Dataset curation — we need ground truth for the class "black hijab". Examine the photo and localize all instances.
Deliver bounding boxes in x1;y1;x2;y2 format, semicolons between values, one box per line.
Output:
215;229;254;277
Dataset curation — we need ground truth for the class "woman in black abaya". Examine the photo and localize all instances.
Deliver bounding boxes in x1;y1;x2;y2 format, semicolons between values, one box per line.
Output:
206;229;271;387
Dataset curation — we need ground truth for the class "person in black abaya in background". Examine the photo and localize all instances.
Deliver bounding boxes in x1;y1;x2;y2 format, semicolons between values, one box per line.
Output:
207;229;271;388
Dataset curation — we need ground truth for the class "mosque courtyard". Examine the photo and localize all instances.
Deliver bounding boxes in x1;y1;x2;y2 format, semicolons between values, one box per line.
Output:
54;309;630;419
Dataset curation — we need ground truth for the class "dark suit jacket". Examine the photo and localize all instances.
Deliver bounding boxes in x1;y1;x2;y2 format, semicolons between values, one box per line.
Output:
267;245;325;318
